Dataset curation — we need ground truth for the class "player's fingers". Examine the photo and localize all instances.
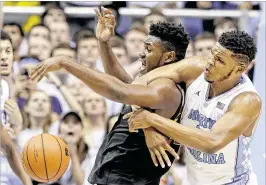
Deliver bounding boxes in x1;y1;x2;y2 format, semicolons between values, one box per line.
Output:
36;68;46;82
30;64;41;78
94;8;103;18
123;112;133;119
165;144;179;160
159;146;171;167
102;7;113;15
153;148;165;168
149;149;158;167
30;66;43;81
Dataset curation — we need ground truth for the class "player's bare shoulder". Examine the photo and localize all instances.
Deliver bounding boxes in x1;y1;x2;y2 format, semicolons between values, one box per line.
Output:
138;56;207;87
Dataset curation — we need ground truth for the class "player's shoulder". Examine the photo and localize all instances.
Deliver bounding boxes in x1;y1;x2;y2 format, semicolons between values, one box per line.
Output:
229;91;262;116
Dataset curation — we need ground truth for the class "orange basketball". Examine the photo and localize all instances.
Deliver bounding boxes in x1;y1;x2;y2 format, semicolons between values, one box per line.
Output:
22;133;70;183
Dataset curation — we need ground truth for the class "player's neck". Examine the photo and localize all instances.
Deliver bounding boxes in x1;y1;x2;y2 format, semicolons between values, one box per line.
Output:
209;76;241;98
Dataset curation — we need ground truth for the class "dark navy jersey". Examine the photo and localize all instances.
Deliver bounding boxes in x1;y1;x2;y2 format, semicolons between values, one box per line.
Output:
88;83;185;185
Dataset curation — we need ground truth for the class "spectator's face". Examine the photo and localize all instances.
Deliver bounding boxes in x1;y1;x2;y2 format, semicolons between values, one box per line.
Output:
53;48;76;59
0;40;13;76
60;115;83;144
84;93;106;117
16;66;36;92
3;25;23;51
185;42;194;58
113;47;130;65
25;91;51;118
43;8;66;27
67;78;88;105
194;39;216;57
77;38;99;67
28;37;52;61
215;21;237;39
29;26;50;41
144;14;167;32
125;30;147;61
49;22;70;47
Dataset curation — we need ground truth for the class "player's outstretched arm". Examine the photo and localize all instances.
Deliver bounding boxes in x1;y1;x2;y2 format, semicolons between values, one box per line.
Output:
0;124;33;185
94;7;133;83
143;56;207;88
127;92;261;154
31;56;180;110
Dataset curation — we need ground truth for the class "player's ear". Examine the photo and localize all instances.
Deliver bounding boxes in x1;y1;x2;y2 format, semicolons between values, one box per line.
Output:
235;63;247;74
164;51;176;64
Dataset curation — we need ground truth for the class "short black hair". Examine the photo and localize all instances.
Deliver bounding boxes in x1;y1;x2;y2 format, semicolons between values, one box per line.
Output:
41;5;66;25
218;30;257;62
0;30;12;44
149;22;190;61
3;22;24;37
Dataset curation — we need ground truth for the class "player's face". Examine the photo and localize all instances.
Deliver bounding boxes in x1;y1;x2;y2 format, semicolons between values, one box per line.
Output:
60;115;83;144
0;40;13;76
49;22;70;47
125;30;147;60
83;92;106;117
204;44;243;83
3;25;22;51
139;35;171;74
29;26;50;41
25;91;51;118
77;38;99;67
28;37;52;61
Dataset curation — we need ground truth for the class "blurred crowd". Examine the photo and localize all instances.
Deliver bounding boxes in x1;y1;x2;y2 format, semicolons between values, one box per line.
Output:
0;1;261;185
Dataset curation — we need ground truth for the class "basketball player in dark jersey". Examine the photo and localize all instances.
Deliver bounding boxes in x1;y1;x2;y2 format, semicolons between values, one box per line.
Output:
30;7;190;184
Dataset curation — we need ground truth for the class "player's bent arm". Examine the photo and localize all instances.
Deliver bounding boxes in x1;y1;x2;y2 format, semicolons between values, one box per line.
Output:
148;92;261;154
98;41;133;83
145;56;207;88
60;57;180;109
0;124;33;185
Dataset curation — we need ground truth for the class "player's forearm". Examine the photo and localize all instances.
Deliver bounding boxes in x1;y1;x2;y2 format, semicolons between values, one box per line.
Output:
150;114;218;154
98;41;133;83
6;143;32;185
60;56;130;104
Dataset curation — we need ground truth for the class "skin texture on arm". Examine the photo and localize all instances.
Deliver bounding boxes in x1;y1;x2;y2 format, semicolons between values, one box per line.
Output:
141;56;207;88
0;124;33;185
128;92;261;154
94;7;133;83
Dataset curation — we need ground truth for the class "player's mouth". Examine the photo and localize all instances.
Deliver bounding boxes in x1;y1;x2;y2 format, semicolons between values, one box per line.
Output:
139;59;146;73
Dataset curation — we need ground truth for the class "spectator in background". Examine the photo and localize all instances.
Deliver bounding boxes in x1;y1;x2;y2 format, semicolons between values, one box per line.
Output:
48;21;71;48
28;24;51;41
17;90;58;149
41;5;67;28
58;111;90;185
28;37;52;61
194;32;216;57
185;41;195;58
143;8;167;33
76;31;99;69
125;23;147;62
14;57;63;115
214;17;238;39
3;23;24;61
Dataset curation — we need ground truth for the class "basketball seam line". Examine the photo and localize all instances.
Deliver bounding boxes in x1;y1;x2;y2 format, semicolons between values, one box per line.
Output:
41;134;49;182
50;135;62;180
26;137;47;181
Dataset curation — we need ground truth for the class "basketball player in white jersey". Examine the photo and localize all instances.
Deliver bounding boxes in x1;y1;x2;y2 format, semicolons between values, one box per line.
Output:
126;30;261;185
1;30;33;185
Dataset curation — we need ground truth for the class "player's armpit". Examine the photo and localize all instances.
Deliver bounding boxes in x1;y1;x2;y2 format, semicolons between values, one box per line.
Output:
143;56;206;88
208;92;262;153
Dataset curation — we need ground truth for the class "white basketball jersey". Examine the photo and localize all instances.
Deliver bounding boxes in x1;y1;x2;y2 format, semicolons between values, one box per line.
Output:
181;73;259;185
0;79;10;125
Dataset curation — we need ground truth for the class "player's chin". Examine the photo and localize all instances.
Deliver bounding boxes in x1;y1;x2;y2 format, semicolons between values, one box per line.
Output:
204;74;214;83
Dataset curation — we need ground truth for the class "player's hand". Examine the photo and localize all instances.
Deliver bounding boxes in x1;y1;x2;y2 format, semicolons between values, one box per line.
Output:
4;99;23;126
144;128;179;168
124;109;152;132
30;57;63;82
94;6;116;42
